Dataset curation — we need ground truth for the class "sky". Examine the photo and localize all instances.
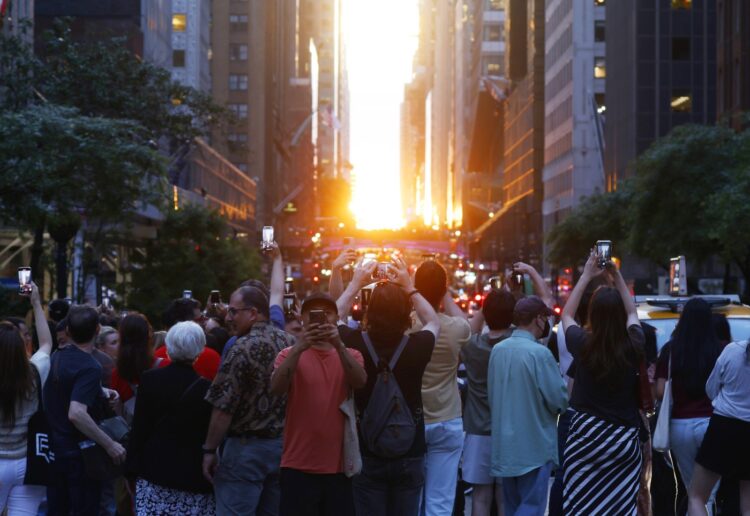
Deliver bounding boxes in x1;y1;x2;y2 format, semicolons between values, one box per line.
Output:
343;0;420;230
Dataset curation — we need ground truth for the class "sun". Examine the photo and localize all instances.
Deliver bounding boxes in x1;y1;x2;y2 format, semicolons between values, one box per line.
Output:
343;0;419;230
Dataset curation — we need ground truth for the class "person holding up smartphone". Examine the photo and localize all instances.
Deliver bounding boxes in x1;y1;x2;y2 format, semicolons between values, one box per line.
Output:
270;293;367;516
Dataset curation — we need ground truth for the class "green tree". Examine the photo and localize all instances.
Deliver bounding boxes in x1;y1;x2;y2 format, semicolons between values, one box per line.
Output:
127;204;262;326
546;185;632;269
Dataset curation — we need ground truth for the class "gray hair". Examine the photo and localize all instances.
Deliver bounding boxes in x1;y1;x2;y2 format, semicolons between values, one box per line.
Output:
165;321;205;362
95;326;118;349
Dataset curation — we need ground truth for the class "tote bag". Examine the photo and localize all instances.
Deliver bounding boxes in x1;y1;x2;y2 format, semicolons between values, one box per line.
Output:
24;368;54;486
652;357;672;452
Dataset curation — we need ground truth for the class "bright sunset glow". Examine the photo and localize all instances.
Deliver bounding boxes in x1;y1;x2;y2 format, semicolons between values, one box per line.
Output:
344;0;419;230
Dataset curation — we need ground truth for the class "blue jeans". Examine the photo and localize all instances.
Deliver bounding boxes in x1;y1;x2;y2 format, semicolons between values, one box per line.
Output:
548;408;574;516
501;462;553;516
353;456;425;516
46;452;101;516
670;417;719;513
214;436;282;516
421;417;463;516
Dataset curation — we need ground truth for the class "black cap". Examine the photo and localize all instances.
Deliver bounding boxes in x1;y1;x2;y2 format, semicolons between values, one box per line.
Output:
49;299;70;322
301;292;338;315
513;296;554;325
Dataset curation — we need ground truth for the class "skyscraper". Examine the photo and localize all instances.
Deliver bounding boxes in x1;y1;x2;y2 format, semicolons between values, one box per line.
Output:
717;0;750;130
170;0;210;92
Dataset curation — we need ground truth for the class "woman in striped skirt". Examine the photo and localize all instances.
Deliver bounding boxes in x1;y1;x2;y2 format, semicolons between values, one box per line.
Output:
559;251;646;515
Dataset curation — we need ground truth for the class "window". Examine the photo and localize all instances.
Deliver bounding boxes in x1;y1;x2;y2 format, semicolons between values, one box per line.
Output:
594;57;606;78
230;14;248;31
172;50;185;67
487;0;504;10
229;74;248;91
230;44;248;61
483;55;503;76
228;103;248;119
172;14;187;32
594;20;605;42
595;93;606;114
483;24;503;42
672;37;690;60
671;0;691;8
228;133;248;143
671;91;692;112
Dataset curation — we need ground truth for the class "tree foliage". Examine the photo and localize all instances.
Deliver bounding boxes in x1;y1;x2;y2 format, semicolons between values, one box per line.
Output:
127;204;262;326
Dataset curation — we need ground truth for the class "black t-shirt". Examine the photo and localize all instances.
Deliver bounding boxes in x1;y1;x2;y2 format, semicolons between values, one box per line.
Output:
565;324;645;428
338;325;435;458
44;345;104;456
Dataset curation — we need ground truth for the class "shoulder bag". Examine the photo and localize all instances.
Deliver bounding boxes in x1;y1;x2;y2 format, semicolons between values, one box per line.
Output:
652;356;672;452
339;390;362;478
24;367;54;486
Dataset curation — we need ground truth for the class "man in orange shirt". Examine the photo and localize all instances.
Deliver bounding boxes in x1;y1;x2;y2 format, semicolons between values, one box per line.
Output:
271;293;367;516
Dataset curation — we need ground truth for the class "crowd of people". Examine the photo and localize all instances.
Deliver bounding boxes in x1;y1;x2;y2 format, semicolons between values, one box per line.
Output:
0;245;749;516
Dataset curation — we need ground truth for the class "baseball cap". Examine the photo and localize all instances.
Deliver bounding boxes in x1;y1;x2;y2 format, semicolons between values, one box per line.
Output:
513;296;554;325
301;292;338;315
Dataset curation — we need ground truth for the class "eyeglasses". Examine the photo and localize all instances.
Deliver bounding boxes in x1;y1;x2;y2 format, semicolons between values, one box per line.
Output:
227;306;256;317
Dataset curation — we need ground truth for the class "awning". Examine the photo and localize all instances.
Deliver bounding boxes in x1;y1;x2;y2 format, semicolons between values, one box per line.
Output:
471;192;529;243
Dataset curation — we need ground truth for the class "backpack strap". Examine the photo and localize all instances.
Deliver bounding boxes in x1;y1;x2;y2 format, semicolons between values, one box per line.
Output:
361;332;410;371
361;332;381;367
388;335;410;371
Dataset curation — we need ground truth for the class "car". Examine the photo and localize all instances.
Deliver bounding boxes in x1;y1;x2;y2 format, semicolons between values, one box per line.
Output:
635;295;750;353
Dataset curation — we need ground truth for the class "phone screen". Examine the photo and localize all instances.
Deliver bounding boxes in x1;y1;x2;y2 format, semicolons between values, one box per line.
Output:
17;267;31;294
210;290;221;304
596;240;612;267
283;295;296;315
309;310;327;325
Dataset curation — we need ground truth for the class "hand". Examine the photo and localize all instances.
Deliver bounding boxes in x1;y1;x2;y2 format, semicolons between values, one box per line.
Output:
581;249;604;279
333;249;357;270
513;262;535;275
24;281;41;306
106;441;126;465
270;242;282;260
351;260;377;289
103;388;121;413
318;323;343;349
390;256;414;291
296;329;314;351
202;453;218;484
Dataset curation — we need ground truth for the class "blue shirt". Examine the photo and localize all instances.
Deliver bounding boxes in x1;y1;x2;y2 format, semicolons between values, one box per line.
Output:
487;329;568;477
221;305;285;362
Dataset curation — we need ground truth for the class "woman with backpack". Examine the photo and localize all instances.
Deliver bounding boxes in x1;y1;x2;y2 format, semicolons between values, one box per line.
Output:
0;283;53;515
336;257;440;516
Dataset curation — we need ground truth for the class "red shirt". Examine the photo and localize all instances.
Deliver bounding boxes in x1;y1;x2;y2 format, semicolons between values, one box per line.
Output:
154;345;220;381
111;356;170;402
274;346;364;474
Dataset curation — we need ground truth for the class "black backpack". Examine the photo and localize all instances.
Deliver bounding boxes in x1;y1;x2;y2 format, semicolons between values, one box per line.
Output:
359;332;417;458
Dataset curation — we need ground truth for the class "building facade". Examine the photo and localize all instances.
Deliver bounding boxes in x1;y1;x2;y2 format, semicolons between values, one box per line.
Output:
170;0;210;92
542;0;606;251
2;0;34;43
717;0;750;129
605;0;716;188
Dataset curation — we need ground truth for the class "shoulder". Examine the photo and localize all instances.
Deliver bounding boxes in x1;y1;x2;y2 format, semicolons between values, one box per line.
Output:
565;324;586;341
627;324;645;342
441;314;471;340
409;329;435;348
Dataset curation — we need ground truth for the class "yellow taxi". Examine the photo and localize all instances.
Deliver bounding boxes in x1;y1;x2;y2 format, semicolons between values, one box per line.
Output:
635;295;750;352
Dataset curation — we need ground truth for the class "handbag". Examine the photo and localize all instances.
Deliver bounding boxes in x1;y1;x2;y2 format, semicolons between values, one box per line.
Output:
339;392;362;478
79;415;130;481
24;367;54;486
652;356;672;452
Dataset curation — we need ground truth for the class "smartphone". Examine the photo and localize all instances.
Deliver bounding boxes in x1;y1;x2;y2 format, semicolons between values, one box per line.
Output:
284;279;294;295
283;294;296;316
596;240;612;268
510;271;524;289
261;226;274;252
102;296;111;309
183;290;193;299
210;290;221;304
17;267;31;294
372;262;392;281
488;276;502;290
309;309;327;325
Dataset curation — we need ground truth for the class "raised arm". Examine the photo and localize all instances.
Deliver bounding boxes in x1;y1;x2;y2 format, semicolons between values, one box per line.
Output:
609;265;639;328
329;249;358;301
336;260;377;320
515;262;553;307
392;257;440;339
443;291;468;320
26;282;52;355
268;243;284;309
469;308;485;335
561;251;601;333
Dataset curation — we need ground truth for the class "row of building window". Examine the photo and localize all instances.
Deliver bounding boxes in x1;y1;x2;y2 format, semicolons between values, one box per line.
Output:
229;74;248;90
545;168;574;198
228;103;248;119
483;24;503;42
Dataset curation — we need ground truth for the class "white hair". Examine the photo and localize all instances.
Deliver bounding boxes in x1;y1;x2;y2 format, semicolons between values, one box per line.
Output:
165;321;205;362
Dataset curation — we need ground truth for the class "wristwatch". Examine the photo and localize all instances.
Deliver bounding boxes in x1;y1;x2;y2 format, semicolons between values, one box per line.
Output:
201;446;217;455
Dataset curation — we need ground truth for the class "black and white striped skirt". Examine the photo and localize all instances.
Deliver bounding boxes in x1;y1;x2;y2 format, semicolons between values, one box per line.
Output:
562;411;642;515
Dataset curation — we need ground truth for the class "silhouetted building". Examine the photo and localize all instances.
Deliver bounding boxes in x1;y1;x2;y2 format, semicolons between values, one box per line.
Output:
717;0;750;130
605;0;716;188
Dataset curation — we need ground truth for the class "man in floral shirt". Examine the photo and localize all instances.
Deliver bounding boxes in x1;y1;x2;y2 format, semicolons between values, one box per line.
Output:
202;286;294;515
